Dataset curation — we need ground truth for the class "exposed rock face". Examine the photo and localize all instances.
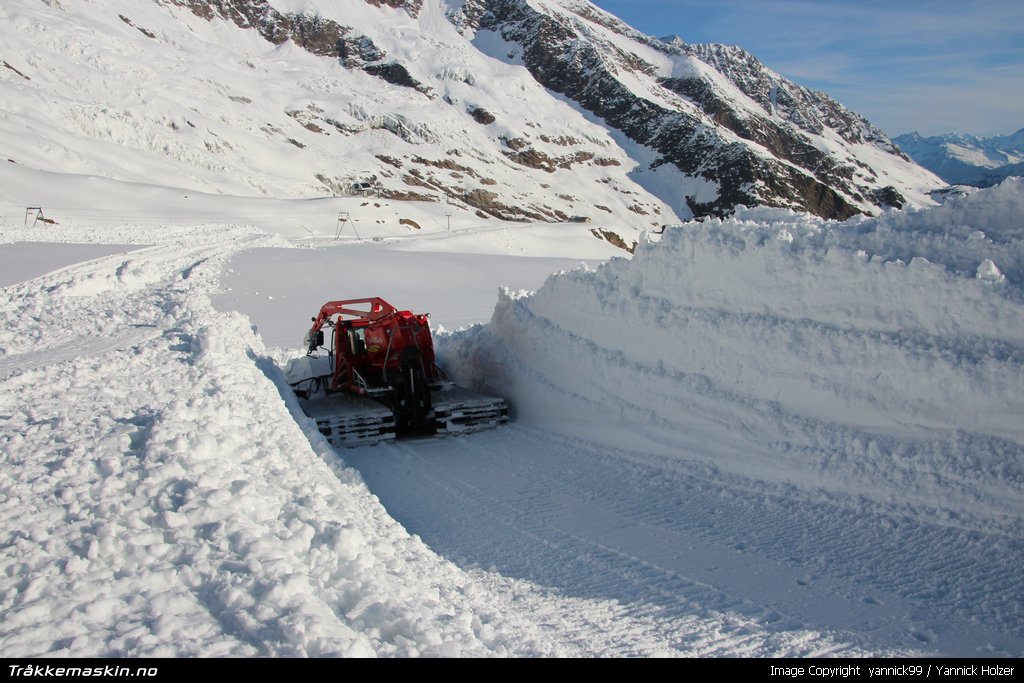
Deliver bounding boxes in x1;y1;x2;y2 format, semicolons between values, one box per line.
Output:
468;107;496;125
365;0;423;15
163;0;427;92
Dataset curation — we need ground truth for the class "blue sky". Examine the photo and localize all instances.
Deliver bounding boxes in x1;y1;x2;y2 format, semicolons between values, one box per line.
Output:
588;0;1023;137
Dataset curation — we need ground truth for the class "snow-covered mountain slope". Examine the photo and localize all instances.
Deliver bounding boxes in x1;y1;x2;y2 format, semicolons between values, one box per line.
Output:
456;1;939;218
1;0;938;234
0;0;672;239
895;129;1024;187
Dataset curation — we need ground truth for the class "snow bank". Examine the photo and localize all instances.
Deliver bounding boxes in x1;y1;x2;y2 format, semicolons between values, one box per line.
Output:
442;180;1024;532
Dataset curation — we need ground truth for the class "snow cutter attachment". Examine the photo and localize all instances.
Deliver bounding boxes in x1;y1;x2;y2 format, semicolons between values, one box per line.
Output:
287;297;507;447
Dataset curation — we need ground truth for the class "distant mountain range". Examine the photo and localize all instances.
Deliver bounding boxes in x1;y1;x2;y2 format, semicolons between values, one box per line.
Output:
894;129;1024;187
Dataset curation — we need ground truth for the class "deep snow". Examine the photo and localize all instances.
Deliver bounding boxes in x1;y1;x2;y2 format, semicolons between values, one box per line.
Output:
2;175;1021;657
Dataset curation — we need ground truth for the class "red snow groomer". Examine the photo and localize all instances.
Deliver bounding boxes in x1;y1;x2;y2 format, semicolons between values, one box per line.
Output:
287;297;508;447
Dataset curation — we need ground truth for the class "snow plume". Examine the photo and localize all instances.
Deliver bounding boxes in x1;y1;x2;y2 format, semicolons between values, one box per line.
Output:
442;180;1024;534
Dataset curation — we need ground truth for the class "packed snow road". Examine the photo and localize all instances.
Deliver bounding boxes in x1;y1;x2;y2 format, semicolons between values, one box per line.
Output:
349;425;1021;657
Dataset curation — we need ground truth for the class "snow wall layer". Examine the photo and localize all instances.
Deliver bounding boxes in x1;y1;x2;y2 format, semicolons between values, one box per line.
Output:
441;179;1024;532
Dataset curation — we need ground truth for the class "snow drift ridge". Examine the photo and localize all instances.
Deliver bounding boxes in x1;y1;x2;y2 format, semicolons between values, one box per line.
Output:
443;179;1024;532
